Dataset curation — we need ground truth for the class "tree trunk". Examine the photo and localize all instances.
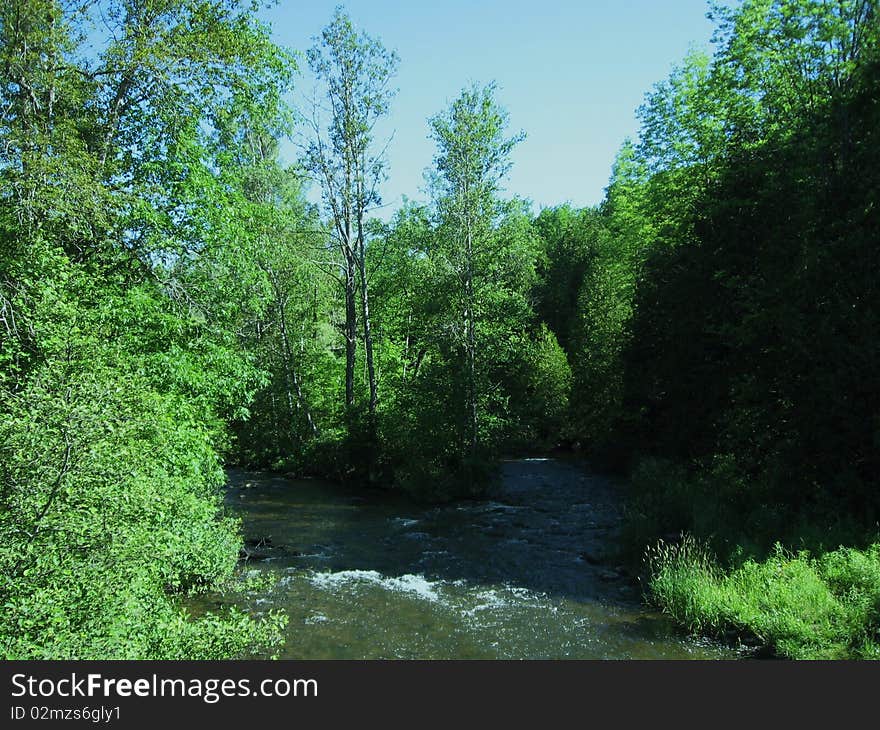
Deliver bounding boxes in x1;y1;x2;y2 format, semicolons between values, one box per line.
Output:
278;304;319;438
343;249;358;412
272;273;319;437
465;214;477;457
356;229;378;416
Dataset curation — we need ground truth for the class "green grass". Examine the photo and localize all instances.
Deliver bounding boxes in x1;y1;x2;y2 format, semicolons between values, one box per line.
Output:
646;536;880;659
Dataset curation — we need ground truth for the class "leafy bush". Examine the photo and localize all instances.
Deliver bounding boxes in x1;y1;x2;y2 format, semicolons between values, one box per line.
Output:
0;353;286;659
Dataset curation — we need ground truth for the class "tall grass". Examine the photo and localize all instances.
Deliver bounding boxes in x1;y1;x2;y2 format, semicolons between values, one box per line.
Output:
646;537;880;659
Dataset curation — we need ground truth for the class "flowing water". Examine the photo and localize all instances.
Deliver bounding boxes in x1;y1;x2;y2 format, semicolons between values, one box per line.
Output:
198;458;737;659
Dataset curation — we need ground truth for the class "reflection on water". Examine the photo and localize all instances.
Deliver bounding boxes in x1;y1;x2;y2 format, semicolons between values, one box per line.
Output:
194;459;738;659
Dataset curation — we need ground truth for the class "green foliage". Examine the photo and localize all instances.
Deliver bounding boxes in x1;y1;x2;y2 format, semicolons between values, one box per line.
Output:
618;46;880;529
350;85;548;498
4;0;877;660
557;0;880;551
0;355;285;659
0;0;292;658
370;201;554;497
647;538;880;659
304;7;399;444
538;1;880;656
532;205;602;353
507;324;572;448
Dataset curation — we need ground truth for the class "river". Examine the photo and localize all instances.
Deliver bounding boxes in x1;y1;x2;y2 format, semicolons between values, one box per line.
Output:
197;457;736;659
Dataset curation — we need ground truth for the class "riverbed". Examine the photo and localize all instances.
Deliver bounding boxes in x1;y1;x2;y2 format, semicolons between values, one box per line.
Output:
197;458;736;659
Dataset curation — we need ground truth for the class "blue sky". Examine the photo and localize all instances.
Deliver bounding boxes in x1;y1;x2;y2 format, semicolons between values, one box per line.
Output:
263;0;717;217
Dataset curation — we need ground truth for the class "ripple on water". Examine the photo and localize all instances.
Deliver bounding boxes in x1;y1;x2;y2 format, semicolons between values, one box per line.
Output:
304;613;329;625
390;517;420;527
308;569;444;603
456;501;525;514
302;568;549;627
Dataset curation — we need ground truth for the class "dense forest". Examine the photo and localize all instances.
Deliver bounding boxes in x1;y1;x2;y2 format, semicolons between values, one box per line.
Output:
1;0;878;659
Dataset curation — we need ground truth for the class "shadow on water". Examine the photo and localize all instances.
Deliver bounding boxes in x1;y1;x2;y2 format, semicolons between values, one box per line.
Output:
195;458;741;659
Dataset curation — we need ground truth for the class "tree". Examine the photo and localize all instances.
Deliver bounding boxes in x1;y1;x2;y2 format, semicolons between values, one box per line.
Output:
596;0;880;549
304;8;398;426
532;204;604;353
709;0;878;137
0;0;292;659
428;83;523;460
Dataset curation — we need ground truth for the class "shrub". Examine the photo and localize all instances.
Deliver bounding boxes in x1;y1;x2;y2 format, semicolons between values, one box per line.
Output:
0;361;286;659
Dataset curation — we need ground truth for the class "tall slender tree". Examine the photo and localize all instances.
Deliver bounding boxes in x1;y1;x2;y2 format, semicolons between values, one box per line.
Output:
428;83;523;458
304;9;398;424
